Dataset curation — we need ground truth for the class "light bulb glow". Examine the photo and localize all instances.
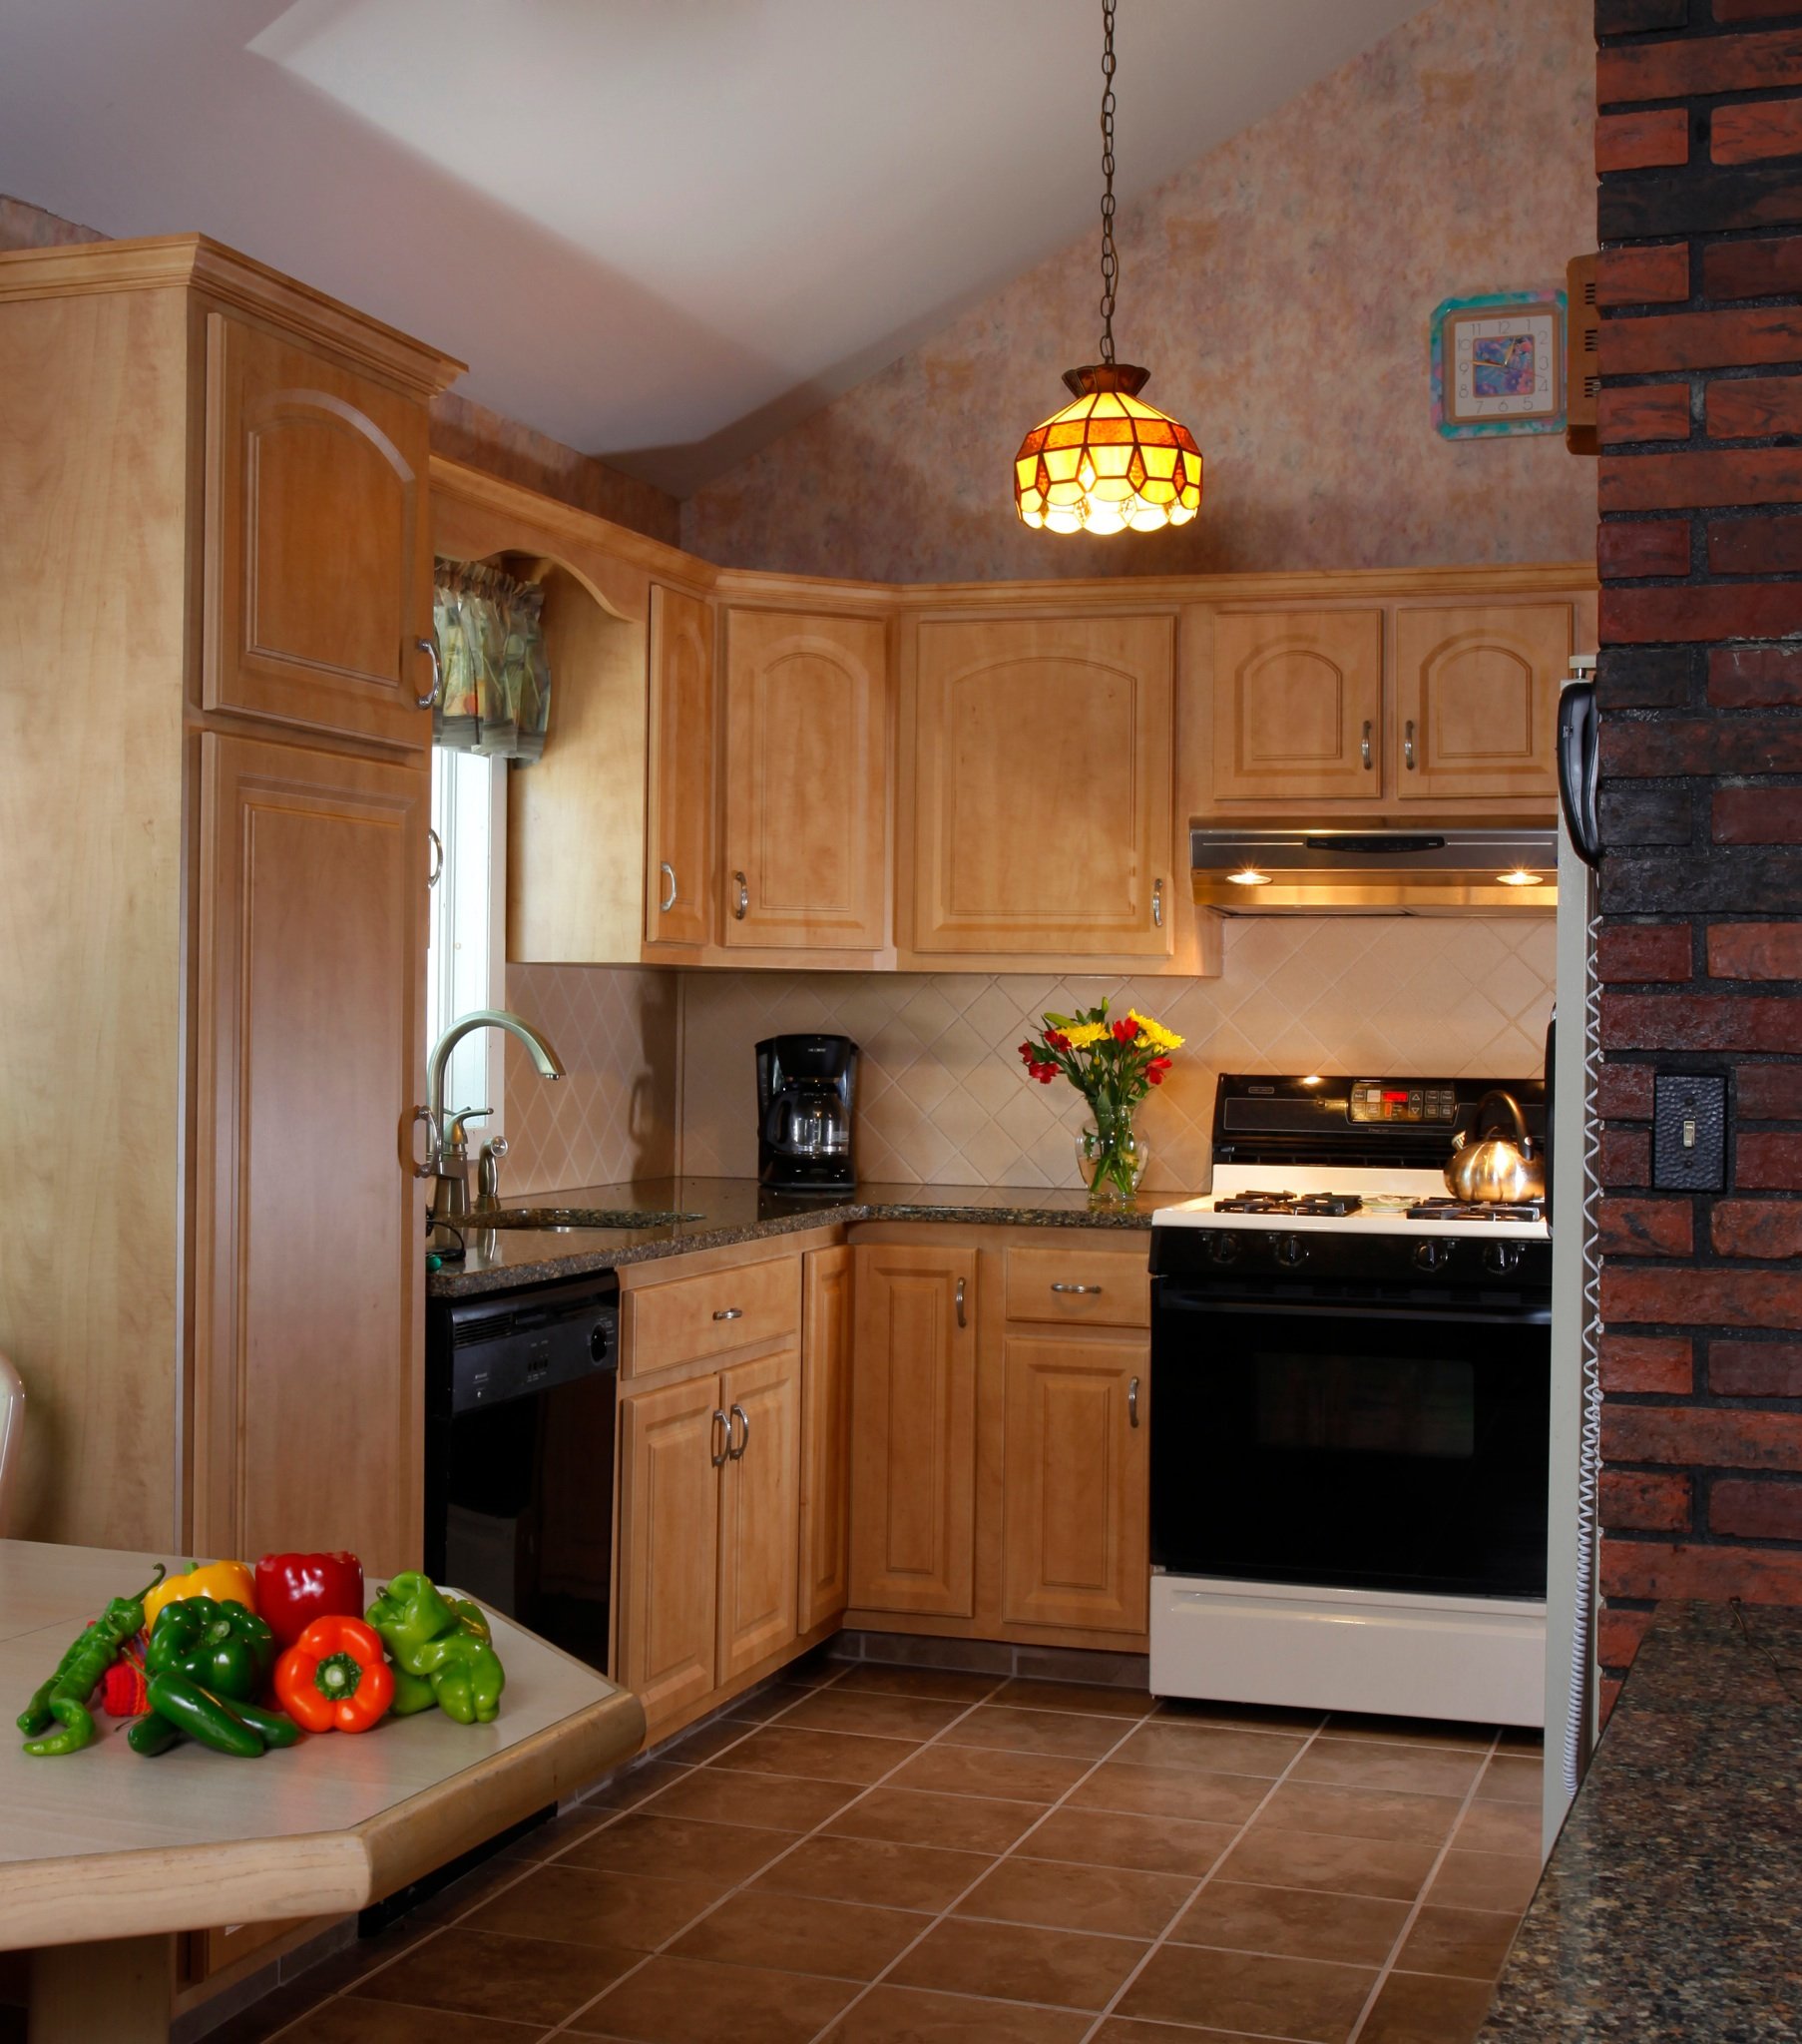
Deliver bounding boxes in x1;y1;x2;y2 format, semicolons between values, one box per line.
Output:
1227;867;1270;886
1015;365;1202;535
1497;869;1542;887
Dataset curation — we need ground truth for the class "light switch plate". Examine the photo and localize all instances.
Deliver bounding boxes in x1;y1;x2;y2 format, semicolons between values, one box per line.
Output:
1652;1072;1727;1192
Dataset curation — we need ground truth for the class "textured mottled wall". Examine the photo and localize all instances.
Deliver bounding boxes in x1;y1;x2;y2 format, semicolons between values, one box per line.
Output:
0;194;103;250
682;0;1597;582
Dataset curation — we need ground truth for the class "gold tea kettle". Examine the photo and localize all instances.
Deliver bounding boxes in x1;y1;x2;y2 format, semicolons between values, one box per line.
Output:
1445;1090;1545;1204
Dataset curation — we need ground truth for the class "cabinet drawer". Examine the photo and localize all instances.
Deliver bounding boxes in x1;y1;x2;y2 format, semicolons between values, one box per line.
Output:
1005;1248;1149;1328
626;1256;801;1376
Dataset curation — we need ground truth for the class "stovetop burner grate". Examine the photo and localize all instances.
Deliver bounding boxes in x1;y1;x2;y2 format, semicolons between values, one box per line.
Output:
1403;1198;1545;1223
1213;1191;1366;1216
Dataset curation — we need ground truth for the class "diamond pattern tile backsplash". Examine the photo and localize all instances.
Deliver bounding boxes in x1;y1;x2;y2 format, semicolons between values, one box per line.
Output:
500;919;1555;1198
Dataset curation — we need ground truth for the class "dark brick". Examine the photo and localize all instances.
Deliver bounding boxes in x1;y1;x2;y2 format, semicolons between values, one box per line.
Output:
1602;848;1802;912
1597;923;1694;980
1600;165;1802;240
1598;384;1692;446
1597;0;1686;27
1736;1131;1802;1184
1602;718;1802;775
1737;1064;1802;1117
1710;1335;1802;1394
1601;1539;1802;1603
1600;107;1692;172
1600;520;1693;578
1601;445;1802;510
1598;1063;1658;1117
1717;0;1802;19
1707;376;1802;438
1598;646;1693;710
1601;783;1695;846
1709;922;1802;973
1601;1126;1654;1185
1710;1478;1802;1540
1714;97;1802;164
1708;512;1802;574
1600;308;1802;378
1599;31;1802;103
1713;1198;1802;1254
1711;646;1802;707
1605;584;1802;641
1601;1468;1694;1532
1596;244;1691;306
1602;990;1802;1050
1599;1196;1696;1254
1705;233;1802;298
1602;1402;1802;1467
1599;1332;1693;1393
1715;787;1802;844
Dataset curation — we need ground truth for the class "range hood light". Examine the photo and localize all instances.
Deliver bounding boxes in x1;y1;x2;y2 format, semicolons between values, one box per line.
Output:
1227;866;1270;886
1190;825;1558;915
1497;868;1542;886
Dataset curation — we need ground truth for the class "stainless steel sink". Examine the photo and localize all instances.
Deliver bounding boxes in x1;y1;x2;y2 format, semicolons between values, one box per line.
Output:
473;1207;703;1233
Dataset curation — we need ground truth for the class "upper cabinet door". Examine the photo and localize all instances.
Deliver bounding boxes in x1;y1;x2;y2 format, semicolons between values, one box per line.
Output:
1393;602;1573;802
1211;610;1384;803
721;609;889;950
912;616;1174;957
206;314;434;750
645;584;715;948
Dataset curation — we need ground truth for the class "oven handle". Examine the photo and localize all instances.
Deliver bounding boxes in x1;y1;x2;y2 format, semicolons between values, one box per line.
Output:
1155;1293;1550;1328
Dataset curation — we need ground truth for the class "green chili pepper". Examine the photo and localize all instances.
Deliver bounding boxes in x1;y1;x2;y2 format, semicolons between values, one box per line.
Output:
145;1596;275;1704
229;1700;300;1750
19;1565;166;1757
126;1711;183;1758
365;1574;506;1726
144;1671;266;1758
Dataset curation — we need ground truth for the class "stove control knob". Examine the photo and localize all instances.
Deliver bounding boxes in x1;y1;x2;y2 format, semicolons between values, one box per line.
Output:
1414;1240;1451;1273
1484;1241;1523;1277
1272;1234;1307;1269
1209;1233;1240;1265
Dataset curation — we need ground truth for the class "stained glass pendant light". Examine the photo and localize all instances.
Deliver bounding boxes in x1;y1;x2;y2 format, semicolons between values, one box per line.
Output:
1014;0;1202;536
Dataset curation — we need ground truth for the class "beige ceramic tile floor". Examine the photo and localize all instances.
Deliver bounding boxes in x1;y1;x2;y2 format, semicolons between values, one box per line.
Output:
212;1656;1543;2044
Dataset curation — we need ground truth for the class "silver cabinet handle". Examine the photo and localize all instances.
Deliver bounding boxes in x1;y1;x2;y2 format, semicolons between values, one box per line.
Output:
955;1277;967;1329
1360;720;1373;770
713;1306;742;1321
427;826;443;889
1404;719;1417;771
660;861;677;914
710;1408;730;1467
1051;1282;1104;1295
1129;1375;1141;1428
728;1402;750;1459
732;870;749;920
405;1105;441;1180
1151;877;1164;928
413;635;440;711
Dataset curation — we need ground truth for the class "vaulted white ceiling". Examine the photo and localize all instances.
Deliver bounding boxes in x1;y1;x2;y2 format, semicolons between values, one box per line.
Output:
1;0;1423;490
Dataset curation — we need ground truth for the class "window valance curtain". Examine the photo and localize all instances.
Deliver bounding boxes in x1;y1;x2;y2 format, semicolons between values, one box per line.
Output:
432;559;552;762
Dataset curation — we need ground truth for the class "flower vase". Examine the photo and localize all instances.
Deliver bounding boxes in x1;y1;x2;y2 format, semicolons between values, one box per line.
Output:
1076;1118;1149;1207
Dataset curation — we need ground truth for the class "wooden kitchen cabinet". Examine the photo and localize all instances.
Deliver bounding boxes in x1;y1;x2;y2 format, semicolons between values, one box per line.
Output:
721;607;889;950
206;313;437;752
1210;609;1385;804
849;1246;978;1617
645;582;715;947
911;615;1174;957
716;1347;802;1683
1393;601;1575;801
799;1245;854;1634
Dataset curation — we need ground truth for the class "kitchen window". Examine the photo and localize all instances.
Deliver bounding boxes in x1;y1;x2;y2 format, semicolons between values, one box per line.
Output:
426;747;508;1142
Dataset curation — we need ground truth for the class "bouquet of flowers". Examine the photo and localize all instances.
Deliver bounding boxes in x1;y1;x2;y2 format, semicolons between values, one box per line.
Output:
1017;997;1182;1204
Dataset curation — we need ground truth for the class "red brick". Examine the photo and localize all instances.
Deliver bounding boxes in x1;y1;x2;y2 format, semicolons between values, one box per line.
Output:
1604;1404;1802;1469
1714;97;1802;165
1710;1477;1802;1540
1599;31;1802;105
1601;1539;1802;1604
1607;993;1802;1054
1600;1333;1694;1394
1737;1065;1802;1118
1710;1336;1802;1395
1601;1468;1694;1532
1714;788;1802;846
1705;234;1802;299
1603;583;1802;642
1735;1131;1802;1186
1599;1197;1696;1256
1600;1126;1653;1186
1708;923;1802;977
1601;1262;1802;1326
1711;646;1802;707
1597;1604;1654;1674
1596;244;1690;307
1598;384;1691;446
1597;924;1693;982
1600;445;1802;510
1599;1676;1623;1727
1713;1198;1802;1256
1600;521;1692;579
1707;376;1802;439
1599;308;1802;377
1708;513;1802;575
1599;107;1692;172
1604;717;1802;775
1598;1063;1657;1118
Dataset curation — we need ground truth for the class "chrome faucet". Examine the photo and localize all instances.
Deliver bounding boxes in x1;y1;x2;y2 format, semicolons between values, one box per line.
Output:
424;1009;564;1249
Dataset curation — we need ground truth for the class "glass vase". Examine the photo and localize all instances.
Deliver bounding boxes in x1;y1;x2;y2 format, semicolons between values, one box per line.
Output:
1076;1118;1149;1207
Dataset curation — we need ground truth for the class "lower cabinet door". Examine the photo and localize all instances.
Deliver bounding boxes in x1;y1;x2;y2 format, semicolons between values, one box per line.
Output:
717;1347;803;1684
799;1246;855;1634
1002;1333;1148;1634
618;1374;723;1729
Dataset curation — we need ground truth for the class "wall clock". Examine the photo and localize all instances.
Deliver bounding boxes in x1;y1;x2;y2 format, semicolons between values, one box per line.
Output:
1430;289;1567;438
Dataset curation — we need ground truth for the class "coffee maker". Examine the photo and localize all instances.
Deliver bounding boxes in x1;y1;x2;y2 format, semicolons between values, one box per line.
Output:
756;1035;858;1192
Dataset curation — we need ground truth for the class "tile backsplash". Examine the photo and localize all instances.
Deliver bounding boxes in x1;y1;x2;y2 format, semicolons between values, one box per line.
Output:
501;917;1558;1199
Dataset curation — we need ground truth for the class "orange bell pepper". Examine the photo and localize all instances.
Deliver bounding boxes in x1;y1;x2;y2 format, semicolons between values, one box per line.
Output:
273;1615;393;1734
142;1560;257;1632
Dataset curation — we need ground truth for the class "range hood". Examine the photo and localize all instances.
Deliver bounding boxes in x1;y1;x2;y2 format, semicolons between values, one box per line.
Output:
1190;826;1558;915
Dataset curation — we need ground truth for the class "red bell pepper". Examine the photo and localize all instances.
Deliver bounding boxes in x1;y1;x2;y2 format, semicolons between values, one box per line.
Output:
254;1552;364;1649
273;1615;393;1734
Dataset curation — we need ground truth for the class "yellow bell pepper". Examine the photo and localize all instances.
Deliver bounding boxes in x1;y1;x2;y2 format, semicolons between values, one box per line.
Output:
142;1559;257;1631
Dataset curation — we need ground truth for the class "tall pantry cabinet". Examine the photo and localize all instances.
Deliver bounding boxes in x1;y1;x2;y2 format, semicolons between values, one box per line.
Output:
0;238;463;1568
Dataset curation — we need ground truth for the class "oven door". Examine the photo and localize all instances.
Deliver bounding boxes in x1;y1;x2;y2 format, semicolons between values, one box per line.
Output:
1150;1283;1549;1600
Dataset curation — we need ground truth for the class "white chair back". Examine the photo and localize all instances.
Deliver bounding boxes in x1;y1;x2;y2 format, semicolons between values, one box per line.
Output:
0;1353;24;1537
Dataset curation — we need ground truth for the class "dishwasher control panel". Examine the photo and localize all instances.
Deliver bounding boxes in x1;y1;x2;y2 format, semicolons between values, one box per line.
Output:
439;1276;620;1416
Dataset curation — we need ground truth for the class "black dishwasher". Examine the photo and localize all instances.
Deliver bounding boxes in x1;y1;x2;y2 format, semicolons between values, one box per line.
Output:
425;1273;619;1673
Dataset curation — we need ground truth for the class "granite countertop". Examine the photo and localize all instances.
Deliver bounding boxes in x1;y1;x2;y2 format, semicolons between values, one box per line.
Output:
1484;1600;1802;2039
427;1177;1188;1297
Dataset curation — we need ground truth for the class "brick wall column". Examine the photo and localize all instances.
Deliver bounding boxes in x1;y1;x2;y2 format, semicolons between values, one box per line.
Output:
1595;0;1802;1712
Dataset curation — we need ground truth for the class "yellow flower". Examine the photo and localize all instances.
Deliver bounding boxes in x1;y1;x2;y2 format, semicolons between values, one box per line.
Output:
1126;1009;1183;1053
1062;1020;1109;1050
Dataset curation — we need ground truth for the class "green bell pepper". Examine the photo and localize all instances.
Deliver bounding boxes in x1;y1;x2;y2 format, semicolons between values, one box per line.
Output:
365;1574;505;1725
145;1596;275;1703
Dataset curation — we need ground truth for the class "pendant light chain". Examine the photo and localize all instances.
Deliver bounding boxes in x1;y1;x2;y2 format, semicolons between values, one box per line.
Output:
1098;0;1118;365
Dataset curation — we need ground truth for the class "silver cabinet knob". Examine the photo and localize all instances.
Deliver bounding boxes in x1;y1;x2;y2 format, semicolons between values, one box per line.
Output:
660;861;677;914
727;1402;750;1459
1404;719;1418;770
710;1408;730;1467
405;1105;441;1180
955;1277;967;1329
1360;720;1373;770
1151;877;1164;928
713;1306;743;1321
1051;1282;1104;1295
1128;1375;1141;1427
427;826;443;889
413;635;440;711
733;870;749;920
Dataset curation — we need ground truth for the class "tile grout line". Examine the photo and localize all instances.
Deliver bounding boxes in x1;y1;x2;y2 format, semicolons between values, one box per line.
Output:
1340;1728;1506;2044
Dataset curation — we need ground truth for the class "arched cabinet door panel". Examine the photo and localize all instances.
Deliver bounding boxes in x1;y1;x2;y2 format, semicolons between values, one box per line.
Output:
1211;609;1384;803
205;313;433;749
646;584;716;948
1393;602;1573;800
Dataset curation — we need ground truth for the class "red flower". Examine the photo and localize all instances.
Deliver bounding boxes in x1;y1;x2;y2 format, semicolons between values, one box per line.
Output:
1147;1067;1167;1085
1036;1066;1057;1084
1113;1018;1139;1042
1148;1055;1172;1073
1018;1042;1037;1065
1044;1029;1071;1051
